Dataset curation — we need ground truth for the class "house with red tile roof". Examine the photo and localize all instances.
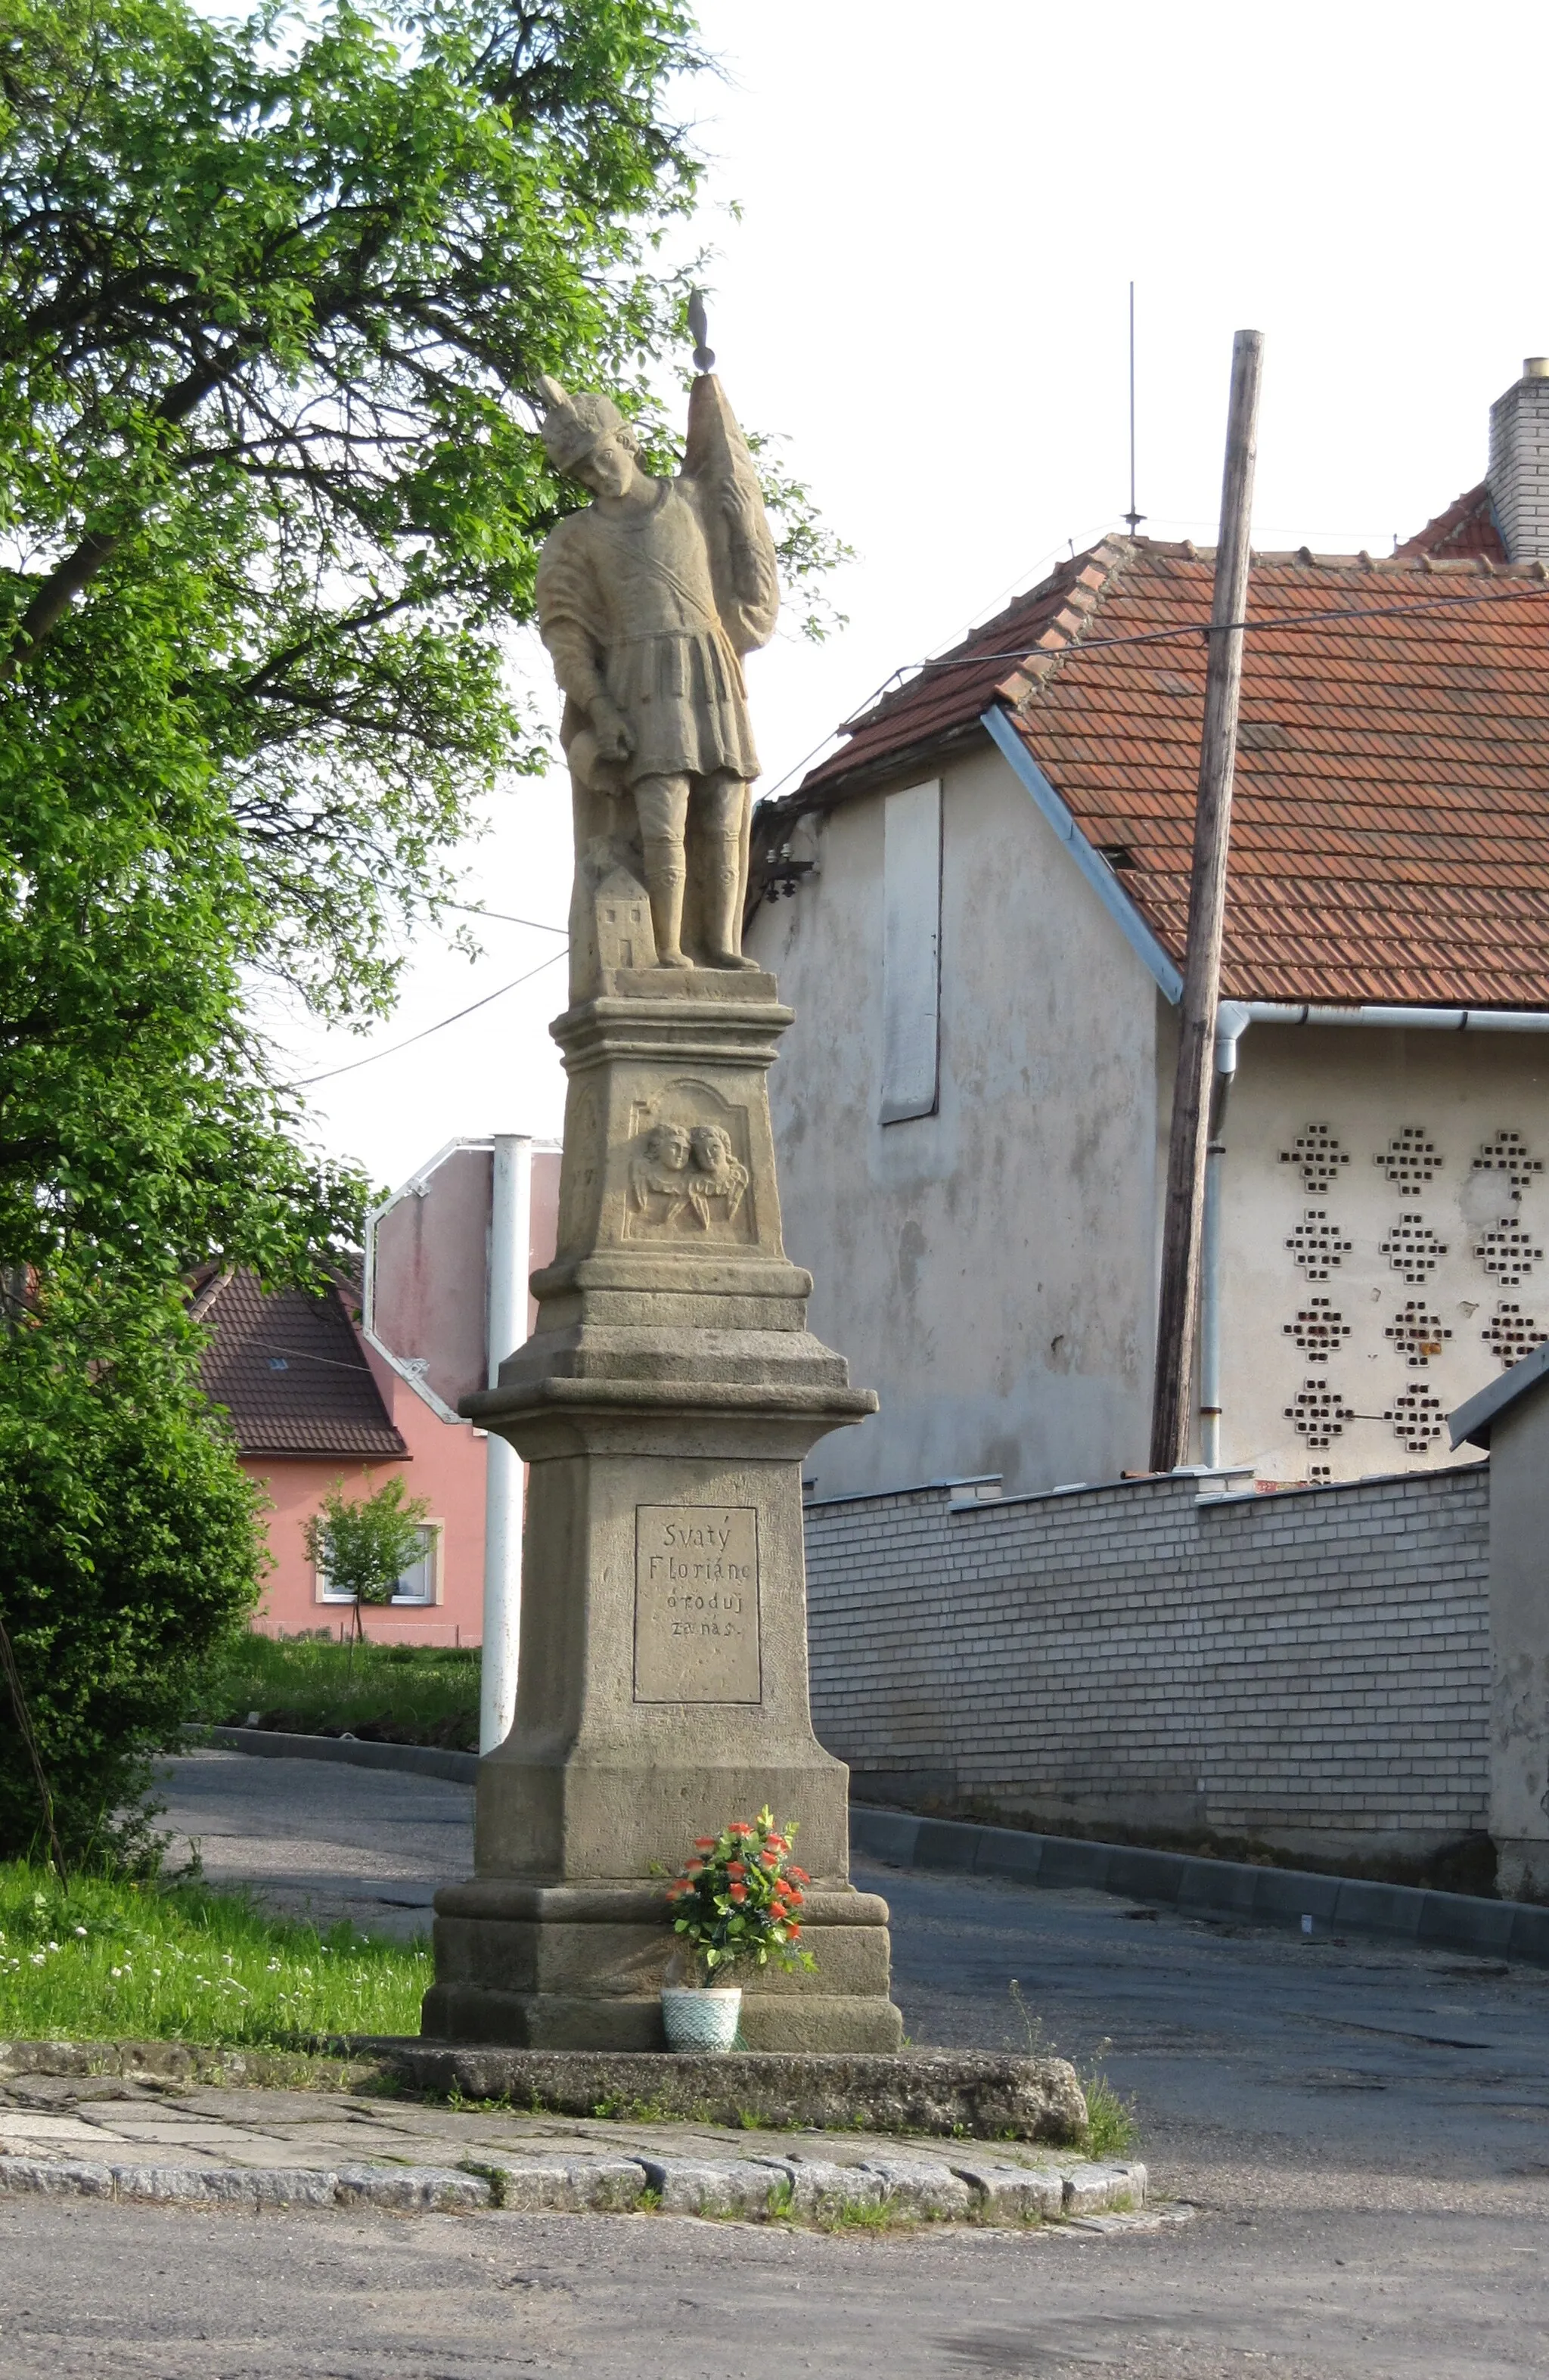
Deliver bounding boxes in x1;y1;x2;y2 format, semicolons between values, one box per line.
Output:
197;1140;560;1643
747;361;1549;1495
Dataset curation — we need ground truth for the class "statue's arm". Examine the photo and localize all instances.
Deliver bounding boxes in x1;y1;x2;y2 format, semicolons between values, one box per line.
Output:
535;526;632;758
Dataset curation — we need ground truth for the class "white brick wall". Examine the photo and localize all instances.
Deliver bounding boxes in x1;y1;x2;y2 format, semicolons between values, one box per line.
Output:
1489;369;1549;562
806;1468;1491;1855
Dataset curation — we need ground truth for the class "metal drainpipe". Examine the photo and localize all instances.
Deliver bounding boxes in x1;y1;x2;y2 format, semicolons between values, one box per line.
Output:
1197;1000;1549;1469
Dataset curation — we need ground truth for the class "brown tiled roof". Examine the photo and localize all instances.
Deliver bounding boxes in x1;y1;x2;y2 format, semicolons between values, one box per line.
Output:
1394;483;1505;563
775;526;1549;1008
199;1271;407;1460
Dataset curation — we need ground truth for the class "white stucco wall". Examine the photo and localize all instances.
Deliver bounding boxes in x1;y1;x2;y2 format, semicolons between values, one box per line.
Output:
1218;1025;1549;1481
747;737;1163;1497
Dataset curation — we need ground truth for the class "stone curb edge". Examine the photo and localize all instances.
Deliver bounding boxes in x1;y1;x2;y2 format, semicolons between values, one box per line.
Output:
852;1805;1549;1966
0;2150;1148;2227
187;1736;1547;1967
200;1726;478;1783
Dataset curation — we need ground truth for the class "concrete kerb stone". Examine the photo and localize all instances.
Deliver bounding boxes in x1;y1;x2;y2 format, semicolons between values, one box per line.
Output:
851;1804;1549;1966
0;2149;1147;2227
200;1725;478;1786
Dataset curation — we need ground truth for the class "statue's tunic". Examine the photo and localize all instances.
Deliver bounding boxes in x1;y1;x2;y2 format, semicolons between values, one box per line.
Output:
536;477;767;788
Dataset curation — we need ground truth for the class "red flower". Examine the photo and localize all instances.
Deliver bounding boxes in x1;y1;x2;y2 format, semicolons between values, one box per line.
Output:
684;1860;703;1876
787;1866;809;1885
787;1922;802;1941
759;1853;778;1869
726;1860;746;1878
729;1883;747;1903
728;1821;754;1835
765;1834;787;1851
786;1888;804;1906
694;1837;716;1851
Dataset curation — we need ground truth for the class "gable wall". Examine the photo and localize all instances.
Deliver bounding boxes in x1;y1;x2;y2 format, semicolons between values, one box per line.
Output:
1221;1026;1549;1482
747;737;1163;1497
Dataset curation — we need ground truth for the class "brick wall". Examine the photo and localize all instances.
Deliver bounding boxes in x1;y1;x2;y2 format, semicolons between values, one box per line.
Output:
805;1466;1492;1860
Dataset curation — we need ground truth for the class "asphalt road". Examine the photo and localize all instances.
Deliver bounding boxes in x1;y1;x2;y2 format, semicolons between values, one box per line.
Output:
2;1749;1545;2378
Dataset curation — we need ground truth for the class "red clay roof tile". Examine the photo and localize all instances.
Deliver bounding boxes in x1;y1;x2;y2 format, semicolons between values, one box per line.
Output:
200;1271;408;1460
776;529;1549;1008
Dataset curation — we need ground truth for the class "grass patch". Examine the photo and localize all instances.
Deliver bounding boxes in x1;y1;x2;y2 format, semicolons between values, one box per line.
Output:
1079;2071;1139;2158
192;1632;480;1752
0;1860;430;2046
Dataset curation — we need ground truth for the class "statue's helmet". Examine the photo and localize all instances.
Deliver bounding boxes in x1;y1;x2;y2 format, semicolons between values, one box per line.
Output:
535;374;629;473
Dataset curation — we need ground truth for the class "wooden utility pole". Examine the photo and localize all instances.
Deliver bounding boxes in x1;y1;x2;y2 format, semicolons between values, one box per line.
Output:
1148;328;1265;1472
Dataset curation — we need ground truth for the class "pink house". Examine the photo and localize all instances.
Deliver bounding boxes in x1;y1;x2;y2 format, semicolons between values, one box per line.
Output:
197;1146;560;1645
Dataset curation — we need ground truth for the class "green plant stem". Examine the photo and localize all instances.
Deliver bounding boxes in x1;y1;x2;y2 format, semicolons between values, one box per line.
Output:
0;1610;67;1883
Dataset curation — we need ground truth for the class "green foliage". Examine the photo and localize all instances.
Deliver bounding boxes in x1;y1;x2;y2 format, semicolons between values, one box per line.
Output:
301;1473;431;1609
666;1805;816;1978
1079;2071;1140;2160
0;1274;265;1865
0;1858;430;2043
195;1631;480;1749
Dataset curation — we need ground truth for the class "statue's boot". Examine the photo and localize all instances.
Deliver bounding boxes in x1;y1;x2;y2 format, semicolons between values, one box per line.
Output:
704;825;760;969
643;833;694;968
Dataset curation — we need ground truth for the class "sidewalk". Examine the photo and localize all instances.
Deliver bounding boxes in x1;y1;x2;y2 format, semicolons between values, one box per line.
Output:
0;2068;1153;2229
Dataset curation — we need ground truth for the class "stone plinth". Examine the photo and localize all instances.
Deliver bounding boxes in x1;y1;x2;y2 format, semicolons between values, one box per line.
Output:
422;972;902;2051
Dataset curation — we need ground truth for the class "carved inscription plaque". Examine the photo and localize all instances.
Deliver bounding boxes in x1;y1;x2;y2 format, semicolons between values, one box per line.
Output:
633;1506;762;1704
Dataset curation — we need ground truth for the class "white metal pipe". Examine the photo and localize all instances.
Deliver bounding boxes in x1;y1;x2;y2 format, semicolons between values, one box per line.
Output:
1198;999;1549;1467
480;1134;531;1756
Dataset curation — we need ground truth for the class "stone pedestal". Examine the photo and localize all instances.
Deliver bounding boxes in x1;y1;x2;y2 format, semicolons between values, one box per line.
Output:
422;971;903;2050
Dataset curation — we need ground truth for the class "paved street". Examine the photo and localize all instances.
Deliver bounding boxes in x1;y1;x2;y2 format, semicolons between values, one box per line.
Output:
2;1749;1546;2375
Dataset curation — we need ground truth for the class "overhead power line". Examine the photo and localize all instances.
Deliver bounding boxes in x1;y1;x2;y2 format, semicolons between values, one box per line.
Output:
291;947;568;1088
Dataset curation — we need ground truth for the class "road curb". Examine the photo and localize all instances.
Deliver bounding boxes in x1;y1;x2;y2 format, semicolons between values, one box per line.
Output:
0;2147;1148;2226
851;1804;1549;1966
200;1726;478;1784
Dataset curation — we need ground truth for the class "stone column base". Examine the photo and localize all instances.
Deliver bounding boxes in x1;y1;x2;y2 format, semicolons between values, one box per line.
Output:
1495;1839;1549;1904
421;1880;905;2053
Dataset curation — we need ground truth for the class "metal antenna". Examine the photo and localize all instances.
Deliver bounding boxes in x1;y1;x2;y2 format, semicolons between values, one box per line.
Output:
688;290;716;374
1123;281;1145;537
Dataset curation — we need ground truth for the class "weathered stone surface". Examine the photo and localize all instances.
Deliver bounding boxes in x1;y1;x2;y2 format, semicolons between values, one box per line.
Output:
855;2157;972;2219
1063;2161;1146;2215
633;2155;775;2218
753;2156;887;2217
949;2159;1065;2221
333;2164;492;2213
376;2044;1088;2143
0;2155;113;2197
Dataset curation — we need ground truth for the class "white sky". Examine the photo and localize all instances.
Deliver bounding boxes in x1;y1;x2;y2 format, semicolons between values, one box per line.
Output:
276;0;1549;1193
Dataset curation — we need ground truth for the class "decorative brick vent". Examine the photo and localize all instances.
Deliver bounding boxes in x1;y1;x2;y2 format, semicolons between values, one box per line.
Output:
1286;1210;1352;1280
1384;1383;1447;1452
1380;1214;1448;1283
1474;1219;1544;1285
1473;1129;1543;1203
1383;1302;1452;1367
1279;1125;1349;1193
1284;1376;1355;1448
1376;1127;1442;1190
1282;1298;1351;1355
1482;1302;1548;1369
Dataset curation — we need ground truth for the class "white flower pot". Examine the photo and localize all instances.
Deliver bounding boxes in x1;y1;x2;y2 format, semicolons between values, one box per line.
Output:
661;1984;742;2053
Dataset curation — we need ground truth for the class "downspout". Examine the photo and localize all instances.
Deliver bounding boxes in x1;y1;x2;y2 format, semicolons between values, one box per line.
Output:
1197;1000;1549;1469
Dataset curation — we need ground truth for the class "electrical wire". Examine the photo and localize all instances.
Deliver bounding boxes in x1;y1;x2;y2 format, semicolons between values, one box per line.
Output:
290;946;568;1088
445;901;567;934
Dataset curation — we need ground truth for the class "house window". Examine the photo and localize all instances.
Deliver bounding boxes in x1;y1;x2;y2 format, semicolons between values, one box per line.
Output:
880;777;942;1125
315;1523;440;1606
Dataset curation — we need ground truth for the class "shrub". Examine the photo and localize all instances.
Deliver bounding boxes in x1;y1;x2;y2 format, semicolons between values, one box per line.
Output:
0;1274;265;1867
303;1475;431;1609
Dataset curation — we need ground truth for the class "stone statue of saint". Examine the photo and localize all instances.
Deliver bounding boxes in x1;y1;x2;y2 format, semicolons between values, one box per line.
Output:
533;372;780;983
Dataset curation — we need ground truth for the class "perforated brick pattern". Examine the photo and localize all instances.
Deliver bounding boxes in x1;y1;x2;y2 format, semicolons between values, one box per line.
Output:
1473;1129;1543;1202
1482;1301;1548;1369
1380;1214;1448;1283
1279;1125;1349;1193
1383;1303;1452;1367
1376;1127;1442;1190
1286;1209;1353;1280
1383;1385;1447;1452
1282;1299;1350;1356
1284;1376;1355;1448
1475;1220;1544;1285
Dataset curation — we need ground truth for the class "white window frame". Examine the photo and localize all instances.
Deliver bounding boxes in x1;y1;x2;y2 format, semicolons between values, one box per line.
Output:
314;1519;444;1608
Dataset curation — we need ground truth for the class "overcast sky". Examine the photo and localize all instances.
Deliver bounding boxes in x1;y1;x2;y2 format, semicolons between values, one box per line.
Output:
276;0;1549;1193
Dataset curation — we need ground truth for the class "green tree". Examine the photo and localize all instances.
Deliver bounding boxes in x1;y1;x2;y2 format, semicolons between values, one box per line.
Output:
0;1272;268;1865
303;1473;433;1611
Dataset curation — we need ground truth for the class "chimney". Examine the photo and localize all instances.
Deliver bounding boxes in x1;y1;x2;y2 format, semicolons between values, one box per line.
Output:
1488;357;1549;561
